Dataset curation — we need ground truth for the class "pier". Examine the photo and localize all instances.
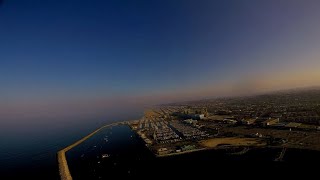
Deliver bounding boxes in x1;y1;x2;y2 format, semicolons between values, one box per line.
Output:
275;147;287;162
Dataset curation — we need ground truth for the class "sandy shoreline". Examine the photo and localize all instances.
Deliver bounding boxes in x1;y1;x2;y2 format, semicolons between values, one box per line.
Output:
200;137;266;148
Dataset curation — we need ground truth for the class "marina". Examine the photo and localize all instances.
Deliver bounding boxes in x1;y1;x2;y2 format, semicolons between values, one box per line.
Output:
62;123;320;179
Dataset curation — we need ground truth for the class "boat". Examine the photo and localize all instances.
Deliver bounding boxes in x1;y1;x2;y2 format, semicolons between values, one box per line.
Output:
102;154;110;158
104;135;108;141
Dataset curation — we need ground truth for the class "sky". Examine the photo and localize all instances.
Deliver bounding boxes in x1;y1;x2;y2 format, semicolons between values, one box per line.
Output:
1;0;320;121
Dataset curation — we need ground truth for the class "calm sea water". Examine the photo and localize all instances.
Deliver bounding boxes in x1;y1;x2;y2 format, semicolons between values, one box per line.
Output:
0;112;142;180
2;118;320;179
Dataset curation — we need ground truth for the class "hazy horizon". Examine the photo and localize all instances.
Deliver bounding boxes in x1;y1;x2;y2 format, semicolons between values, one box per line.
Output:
1;0;320;121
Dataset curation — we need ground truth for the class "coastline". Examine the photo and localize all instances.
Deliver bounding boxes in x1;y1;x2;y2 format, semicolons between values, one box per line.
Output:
57;121;126;180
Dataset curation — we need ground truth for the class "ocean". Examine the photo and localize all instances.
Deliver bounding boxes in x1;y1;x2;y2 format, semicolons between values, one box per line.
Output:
0;113;142;180
2;118;320;179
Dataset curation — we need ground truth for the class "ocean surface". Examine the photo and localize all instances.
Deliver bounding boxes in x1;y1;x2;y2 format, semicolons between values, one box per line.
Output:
2;117;320;179
0;112;142;179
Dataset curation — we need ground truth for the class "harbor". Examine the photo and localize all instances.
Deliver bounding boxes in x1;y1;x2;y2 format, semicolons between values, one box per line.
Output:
58;122;320;179
57;122;121;180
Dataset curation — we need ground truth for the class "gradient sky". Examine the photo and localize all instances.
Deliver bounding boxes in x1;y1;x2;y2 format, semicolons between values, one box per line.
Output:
1;0;320;121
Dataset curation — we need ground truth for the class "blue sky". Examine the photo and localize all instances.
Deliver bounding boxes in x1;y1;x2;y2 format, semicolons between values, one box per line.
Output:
1;0;320;120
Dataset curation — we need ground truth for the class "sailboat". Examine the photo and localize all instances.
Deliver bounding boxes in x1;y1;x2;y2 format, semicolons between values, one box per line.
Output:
102;154;110;158
104;135;109;142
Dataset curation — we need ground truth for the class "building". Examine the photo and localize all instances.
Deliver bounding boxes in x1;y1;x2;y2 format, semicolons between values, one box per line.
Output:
242;118;256;125
192;114;205;120
262;118;279;126
223;118;237;124
184;119;198;125
285;122;302;129
157;148;170;155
